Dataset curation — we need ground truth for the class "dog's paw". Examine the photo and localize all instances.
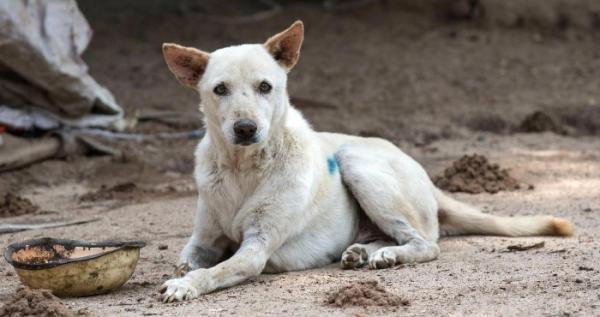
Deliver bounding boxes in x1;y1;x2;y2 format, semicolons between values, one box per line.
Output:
368;248;396;269
159;277;199;303
341;244;368;269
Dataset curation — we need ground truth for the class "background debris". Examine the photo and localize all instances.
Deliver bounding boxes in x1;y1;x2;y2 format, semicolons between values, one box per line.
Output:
505;241;545;252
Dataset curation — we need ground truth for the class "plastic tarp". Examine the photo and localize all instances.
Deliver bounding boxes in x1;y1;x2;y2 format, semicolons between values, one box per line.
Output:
0;0;124;130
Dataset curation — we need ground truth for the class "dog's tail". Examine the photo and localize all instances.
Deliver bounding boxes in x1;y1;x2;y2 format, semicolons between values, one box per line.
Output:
434;187;573;237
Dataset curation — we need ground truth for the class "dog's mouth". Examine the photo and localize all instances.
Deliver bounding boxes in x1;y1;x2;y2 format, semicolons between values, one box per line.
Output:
233;137;259;146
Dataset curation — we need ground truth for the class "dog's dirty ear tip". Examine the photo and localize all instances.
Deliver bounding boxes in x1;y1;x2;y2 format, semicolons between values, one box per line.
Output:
290;20;304;35
162;43;177;56
291;20;304;28
162;43;184;53
286;20;304;36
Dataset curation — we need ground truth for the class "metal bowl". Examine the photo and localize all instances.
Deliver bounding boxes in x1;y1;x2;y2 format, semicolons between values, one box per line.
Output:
4;237;145;297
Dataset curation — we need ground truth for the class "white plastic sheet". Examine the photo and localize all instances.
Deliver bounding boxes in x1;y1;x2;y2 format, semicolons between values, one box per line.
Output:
0;0;124;130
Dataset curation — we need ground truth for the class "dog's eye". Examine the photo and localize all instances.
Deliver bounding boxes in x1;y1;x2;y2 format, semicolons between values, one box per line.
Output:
258;81;272;94
213;83;228;96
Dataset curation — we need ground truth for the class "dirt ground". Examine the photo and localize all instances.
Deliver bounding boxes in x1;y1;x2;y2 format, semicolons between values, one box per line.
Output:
1;1;600;316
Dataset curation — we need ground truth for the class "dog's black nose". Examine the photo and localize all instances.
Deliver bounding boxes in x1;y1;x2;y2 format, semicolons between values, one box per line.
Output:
233;119;257;142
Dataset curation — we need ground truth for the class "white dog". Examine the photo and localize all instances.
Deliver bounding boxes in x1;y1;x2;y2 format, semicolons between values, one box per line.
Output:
159;21;573;302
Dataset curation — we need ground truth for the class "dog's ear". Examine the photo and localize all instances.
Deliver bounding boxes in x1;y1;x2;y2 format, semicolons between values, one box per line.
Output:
264;20;304;72
162;43;209;88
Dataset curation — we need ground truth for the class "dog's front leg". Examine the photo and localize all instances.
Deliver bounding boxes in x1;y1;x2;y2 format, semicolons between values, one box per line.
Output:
176;198;229;276
162;171;310;302
161;232;276;302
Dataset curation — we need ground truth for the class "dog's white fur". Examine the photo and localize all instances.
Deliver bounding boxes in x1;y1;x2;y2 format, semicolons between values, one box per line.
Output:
159;21;573;302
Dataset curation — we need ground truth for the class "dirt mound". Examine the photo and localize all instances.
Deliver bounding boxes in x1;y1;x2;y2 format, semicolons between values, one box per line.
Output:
327;280;409;308
0;287;83;317
518;111;567;135
433;154;520;194
0;193;39;217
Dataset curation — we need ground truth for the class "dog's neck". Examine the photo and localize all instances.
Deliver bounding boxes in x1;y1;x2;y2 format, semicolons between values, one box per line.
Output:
203;102;291;172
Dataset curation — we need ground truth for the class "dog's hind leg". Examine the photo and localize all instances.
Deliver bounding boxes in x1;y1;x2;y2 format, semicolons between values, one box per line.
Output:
336;142;441;269
367;234;440;269
357;213;439;269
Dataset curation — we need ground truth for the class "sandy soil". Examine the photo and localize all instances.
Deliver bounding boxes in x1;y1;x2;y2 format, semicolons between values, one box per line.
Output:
1;1;600;316
1;133;598;316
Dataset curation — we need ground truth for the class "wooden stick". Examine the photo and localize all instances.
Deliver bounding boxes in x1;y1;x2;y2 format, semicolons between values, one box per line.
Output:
0;218;100;234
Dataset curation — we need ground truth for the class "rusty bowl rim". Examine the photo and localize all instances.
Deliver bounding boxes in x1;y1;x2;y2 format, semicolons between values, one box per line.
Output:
4;237;146;270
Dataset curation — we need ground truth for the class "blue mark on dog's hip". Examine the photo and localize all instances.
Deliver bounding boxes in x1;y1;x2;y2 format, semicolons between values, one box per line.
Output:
327;155;338;175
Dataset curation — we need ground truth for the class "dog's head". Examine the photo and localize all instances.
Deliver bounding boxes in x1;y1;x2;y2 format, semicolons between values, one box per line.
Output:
162;21;304;147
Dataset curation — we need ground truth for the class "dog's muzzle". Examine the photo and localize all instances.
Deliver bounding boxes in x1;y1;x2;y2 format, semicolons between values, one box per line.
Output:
233;119;258;145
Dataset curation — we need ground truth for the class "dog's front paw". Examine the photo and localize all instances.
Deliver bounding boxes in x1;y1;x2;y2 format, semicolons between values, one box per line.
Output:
368;248;396;269
160;277;200;302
